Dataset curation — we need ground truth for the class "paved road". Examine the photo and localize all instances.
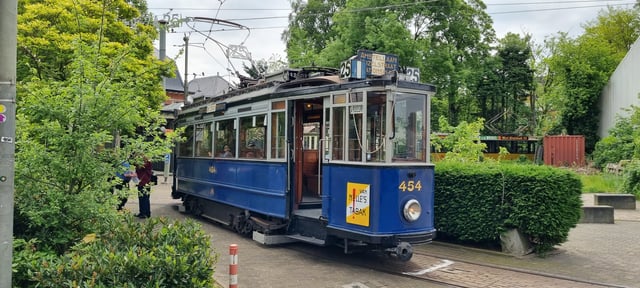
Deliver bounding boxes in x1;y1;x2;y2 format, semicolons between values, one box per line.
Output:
125;180;453;288
124;180;640;288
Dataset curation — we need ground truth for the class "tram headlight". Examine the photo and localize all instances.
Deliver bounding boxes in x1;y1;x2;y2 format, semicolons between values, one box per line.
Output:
403;199;421;222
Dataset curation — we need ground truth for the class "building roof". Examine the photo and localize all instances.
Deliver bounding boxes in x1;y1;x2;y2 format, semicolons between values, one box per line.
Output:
160;102;184;119
188;76;232;100
154;48;185;93
163;72;185;93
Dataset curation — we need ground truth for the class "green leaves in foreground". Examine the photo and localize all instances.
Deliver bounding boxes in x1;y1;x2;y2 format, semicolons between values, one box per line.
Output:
14;217;217;288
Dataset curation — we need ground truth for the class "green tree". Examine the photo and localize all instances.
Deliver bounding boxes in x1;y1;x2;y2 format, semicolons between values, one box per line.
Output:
284;0;346;67
476;33;534;136
431;116;487;162
285;0;495;128
15;0;175;254
592;115;636;169
542;7;640;152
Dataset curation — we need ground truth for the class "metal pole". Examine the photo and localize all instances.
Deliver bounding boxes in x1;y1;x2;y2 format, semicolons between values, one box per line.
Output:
183;35;189;100
0;0;17;286
158;20;167;61
158;20;171;182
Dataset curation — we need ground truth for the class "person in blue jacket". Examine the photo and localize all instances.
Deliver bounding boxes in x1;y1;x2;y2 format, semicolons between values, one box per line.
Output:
114;161;133;211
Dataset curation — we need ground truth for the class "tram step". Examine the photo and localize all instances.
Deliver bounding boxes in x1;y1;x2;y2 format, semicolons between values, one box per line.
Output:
253;231;298;245
251;216;287;231
287;233;326;246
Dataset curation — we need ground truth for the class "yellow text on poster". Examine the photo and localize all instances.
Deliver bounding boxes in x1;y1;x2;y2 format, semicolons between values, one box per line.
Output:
346;182;370;227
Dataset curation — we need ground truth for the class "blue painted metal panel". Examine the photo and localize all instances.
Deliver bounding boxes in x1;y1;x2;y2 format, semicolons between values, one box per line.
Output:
176;158;288;218
322;164;435;235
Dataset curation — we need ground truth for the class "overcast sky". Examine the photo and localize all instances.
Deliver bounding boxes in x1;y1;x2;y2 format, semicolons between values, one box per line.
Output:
145;0;636;84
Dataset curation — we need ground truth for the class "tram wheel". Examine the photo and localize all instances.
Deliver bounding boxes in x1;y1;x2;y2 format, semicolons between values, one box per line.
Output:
240;219;254;236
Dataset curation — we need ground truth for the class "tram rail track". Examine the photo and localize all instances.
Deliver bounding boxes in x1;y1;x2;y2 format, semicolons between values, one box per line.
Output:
289;243;625;288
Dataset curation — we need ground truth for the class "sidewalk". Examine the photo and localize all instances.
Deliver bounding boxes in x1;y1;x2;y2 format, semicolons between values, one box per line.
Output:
420;193;640;287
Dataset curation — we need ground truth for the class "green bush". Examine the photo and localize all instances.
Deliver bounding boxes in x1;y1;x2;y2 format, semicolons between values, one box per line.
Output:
591;117;634;169
435;161;582;254
623;160;640;198
14;216;217;288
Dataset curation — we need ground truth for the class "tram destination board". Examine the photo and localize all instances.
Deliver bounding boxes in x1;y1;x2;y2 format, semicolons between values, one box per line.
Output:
356;50;398;76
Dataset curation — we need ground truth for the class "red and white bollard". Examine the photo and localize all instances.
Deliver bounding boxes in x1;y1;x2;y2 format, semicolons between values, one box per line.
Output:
229;244;238;288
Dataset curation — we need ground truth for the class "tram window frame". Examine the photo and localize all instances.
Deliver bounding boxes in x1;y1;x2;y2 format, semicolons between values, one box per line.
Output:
178;124;195;157
214;119;237;158
194;122;213;158
270;101;286;160
347;92;364;161
239;114;266;159
348;105;363;161
331;106;346;160
366;91;386;162
271;111;286;159
303;122;320;150
392;92;427;162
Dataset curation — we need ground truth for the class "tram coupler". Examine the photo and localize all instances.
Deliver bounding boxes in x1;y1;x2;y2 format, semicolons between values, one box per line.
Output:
387;242;413;262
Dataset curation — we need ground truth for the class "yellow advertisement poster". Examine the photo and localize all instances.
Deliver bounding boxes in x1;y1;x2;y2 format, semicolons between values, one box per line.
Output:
346;182;370;227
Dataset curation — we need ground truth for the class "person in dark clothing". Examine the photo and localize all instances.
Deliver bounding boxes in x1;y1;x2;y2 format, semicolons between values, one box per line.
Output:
135;157;153;219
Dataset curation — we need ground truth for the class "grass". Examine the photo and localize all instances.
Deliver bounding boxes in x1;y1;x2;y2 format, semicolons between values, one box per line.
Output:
580;173;624;193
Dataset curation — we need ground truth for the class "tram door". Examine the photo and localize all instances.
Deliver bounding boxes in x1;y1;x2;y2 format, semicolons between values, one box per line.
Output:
293;99;323;208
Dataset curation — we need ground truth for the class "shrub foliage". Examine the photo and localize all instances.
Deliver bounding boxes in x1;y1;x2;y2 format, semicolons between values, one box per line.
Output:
435;161;582;254
14;216;217;287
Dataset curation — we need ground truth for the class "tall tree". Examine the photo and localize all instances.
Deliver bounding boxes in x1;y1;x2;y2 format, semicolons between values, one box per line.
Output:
408;0;495;127
542;7;640;152
284;0;495;129
284;0;346;67
15;0;176;254
496;33;534;134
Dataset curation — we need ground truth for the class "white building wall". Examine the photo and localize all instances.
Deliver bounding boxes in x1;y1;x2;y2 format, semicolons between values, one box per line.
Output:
599;37;640;138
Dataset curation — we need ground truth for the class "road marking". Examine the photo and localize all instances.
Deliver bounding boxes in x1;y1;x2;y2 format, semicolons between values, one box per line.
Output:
342;282;370;288
403;259;454;276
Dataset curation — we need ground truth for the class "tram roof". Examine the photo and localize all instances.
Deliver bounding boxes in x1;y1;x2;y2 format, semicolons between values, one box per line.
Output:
178;68;436;115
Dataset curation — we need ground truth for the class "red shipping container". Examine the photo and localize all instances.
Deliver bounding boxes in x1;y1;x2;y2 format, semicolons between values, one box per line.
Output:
543;135;586;167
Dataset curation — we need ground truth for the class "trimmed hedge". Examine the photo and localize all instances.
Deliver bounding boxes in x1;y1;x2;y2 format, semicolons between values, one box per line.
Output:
13;216;217;287
435;162;582;254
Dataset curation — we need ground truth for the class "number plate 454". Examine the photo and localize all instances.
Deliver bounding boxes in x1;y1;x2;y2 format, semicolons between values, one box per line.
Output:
398;180;422;192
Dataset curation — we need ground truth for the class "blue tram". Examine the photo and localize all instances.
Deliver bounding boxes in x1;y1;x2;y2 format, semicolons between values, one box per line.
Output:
171;54;437;261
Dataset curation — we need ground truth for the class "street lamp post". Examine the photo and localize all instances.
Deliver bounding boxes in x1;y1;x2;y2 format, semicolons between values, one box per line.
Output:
0;0;17;286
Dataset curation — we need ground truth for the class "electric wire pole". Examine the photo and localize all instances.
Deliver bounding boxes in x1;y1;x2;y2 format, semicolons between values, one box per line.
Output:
0;0;17;286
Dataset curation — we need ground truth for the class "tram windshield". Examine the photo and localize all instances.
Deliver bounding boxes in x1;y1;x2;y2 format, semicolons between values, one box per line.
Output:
392;93;427;162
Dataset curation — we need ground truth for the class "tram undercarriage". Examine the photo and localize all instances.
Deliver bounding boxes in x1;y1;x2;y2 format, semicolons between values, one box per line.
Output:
179;193;424;261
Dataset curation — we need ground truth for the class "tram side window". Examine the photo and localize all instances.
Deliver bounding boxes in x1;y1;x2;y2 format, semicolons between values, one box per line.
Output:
392;93;426;162
215;119;236;158
240;115;266;159
178;125;195;157
366;92;386;162
271;111;286;159
332;106;345;160
348;107;363;161
194;122;213;157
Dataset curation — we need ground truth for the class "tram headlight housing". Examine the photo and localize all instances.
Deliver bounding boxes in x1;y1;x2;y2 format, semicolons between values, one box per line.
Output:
403;199;421;222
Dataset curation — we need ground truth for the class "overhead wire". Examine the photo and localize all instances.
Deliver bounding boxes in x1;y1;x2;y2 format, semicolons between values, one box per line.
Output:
151;0;636;78
152;1;635;33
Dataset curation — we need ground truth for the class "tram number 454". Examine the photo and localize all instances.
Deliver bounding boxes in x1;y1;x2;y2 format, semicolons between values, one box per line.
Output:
398;180;422;192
